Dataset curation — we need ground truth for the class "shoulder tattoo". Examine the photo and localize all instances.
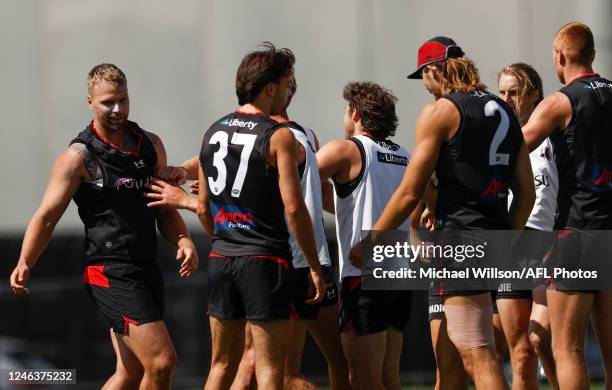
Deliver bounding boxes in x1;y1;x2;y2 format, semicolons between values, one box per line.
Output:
69;143;102;182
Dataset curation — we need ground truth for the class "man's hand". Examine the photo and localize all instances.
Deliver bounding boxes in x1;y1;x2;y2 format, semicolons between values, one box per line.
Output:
145;178;190;210
176;243;199;278
305;268;326;305
420;206;436;231
189;180;199;195
10;263;31;295
158;166;188;185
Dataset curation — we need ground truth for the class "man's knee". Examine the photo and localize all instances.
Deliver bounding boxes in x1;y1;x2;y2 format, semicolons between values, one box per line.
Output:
147;350;177;378
529;329;549;355
512;344;537;371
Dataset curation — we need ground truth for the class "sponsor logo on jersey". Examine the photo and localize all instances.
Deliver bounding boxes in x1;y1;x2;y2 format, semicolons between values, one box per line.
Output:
374;139;400;151
114;176;151;190
583;80;612;90
376;151;408;166
211;203;256;231
592;164;612;191
470;91;491;98
220;118;258;130
133;159;146;169
482;178;509;198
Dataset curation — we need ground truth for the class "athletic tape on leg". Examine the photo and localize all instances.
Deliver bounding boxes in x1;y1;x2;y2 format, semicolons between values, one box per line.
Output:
444;302;494;351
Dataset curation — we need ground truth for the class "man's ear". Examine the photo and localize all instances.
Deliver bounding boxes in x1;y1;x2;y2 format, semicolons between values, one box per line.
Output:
557;49;566;67
352;108;361;123
263;82;276;97
87;95;93;111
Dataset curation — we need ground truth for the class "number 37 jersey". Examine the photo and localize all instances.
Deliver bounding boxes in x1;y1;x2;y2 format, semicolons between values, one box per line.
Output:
200;111;291;259
436;91;524;229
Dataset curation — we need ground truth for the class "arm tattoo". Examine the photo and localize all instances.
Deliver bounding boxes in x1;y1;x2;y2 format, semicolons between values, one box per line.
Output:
69;143;102;182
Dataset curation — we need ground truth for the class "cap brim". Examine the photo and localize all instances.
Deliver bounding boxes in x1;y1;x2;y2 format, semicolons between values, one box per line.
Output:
407;67;423;79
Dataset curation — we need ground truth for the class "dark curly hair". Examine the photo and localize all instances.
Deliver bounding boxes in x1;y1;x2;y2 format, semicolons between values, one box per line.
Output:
235;42;295;105
343;82;398;139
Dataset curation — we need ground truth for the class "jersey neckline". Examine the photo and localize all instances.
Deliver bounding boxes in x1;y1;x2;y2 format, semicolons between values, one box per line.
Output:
90;120;143;158
566;72;600;85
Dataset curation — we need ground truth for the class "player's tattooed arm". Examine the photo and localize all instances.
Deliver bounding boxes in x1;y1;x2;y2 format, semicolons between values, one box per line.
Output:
11;146;85;295
68;143;101;182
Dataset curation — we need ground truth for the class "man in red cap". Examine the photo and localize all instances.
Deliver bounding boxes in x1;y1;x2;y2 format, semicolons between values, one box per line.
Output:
368;36;536;389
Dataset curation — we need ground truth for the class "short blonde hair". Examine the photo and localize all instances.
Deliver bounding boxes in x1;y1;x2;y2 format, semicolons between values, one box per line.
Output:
87;63;127;93
555;22;595;65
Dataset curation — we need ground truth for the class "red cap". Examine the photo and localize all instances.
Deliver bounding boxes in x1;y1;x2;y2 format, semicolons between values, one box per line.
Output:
407;36;464;79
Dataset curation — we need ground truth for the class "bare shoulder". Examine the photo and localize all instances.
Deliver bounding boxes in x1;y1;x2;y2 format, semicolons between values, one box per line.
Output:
269;126;297;150
67;143;99;181
528;91;572;128
318;138;360;163
415;99;460;140
66;143;88;163
321;139;357;153
432;98;460;117
540;91;571;112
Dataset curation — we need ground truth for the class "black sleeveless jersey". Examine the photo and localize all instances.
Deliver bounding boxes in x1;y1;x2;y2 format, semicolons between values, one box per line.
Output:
553;74;612;229
200;111;291;258
71;121;158;264
436;91;524;229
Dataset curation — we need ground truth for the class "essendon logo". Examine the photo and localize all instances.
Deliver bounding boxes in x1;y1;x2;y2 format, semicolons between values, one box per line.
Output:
482;178;509;198
593;164;612;191
211;204;256;231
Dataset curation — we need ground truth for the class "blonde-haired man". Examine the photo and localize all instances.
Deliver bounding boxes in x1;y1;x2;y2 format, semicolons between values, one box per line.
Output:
10;63;198;390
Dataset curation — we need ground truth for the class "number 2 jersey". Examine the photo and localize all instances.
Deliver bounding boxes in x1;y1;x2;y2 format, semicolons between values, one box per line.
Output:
436;91;524;229
200;111;291;259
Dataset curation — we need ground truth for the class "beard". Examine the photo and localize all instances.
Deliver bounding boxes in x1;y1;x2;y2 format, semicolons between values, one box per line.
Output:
103;115;127;131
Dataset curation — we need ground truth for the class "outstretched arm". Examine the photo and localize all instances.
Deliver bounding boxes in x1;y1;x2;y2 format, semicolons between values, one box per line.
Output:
197;163;215;237
10;145;85;295
522;92;572;151
149;133;199;277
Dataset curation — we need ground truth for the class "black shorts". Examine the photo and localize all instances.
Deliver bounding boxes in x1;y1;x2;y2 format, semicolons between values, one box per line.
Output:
84;260;164;334
290;266;339;320
339;276;411;335
547;229;610;291
496;228;554;299
428;291;498;321
431;229;509;296
207;253;293;320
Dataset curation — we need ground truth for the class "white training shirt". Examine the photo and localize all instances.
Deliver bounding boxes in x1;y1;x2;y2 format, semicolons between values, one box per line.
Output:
287;125;331;268
333;135;410;279
508;137;558;231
